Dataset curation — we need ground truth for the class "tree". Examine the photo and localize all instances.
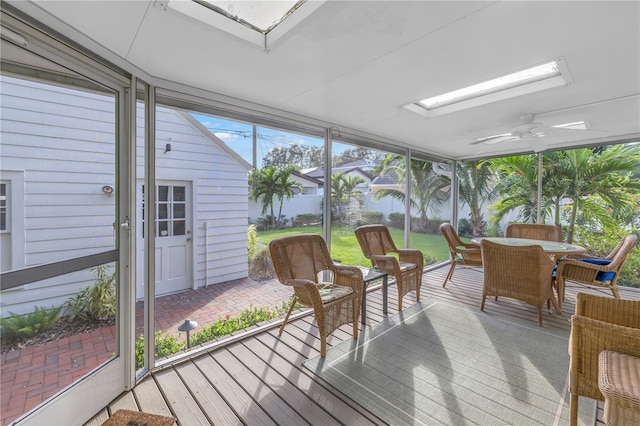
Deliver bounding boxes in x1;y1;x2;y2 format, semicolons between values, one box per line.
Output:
374;156;450;230
333;147;385;167
262;145;323;169
331;172;365;220
249;166;300;228
457;160;497;236
555;145;640;243
488;145;640;243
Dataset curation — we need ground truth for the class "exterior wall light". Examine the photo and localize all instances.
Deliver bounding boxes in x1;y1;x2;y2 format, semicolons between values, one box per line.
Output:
101;185;114;195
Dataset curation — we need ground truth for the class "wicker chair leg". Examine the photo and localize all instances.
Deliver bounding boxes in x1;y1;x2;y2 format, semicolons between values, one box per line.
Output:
443;263;456;287
481;294;486;311
279;296;298;335
611;285;620;299
570;394;578;426
397;287;403;311
537;306;543;326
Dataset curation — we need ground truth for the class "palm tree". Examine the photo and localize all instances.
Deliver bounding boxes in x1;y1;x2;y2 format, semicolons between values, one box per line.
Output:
331;172;365;220
249;166;300;228
553;145;640;243
457;160;496;236
375;156;449;230
488;145;640;243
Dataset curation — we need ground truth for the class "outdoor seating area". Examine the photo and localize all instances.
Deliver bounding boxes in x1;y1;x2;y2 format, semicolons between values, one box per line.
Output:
81;266;640;426
1;2;639;424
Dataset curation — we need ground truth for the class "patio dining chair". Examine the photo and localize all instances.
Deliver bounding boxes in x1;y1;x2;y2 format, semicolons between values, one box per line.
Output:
439;223;483;288
269;233;363;357
354;224;423;311
568;293;640;426
556;234;637;304
504;223;563;242
480;239;559;326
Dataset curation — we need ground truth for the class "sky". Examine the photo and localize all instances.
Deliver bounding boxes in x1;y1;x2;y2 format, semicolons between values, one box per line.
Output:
192;113;325;166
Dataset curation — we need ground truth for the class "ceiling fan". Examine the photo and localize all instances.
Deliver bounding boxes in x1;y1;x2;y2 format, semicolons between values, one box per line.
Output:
471;114;597;145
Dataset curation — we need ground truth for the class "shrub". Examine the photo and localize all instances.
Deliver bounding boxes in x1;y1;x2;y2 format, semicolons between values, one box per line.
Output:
457;219;472;237
387;213;404;229
135;332;185;369
248;224;258;262
360;211;384;225
190;302;290;347
248;247;275;281
422;252;437;266
64;264;116;321
0;306;62;342
294;213;322;226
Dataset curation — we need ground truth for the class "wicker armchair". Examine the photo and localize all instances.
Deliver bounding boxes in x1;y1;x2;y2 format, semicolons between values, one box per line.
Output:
556;234;637;304
480;239;560;325
504;222;563;242
269;234;363;357
568;293;640;426
439;223;483;288
354;224;423;311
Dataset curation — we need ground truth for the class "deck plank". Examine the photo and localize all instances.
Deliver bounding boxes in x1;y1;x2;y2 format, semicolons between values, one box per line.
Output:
153;368;210;425
192;352;276;425
90;266;638;426
213;345;309;425
230;339;342;425
132;376;174;419
108;391;138;413
173;361;242;425
83;408;109;426
250;332;384;425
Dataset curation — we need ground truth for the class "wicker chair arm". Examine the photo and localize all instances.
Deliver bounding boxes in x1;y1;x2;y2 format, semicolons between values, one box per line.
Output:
557;257;619;273
333;265;364;294
570;315;640;399
397;249;424;267
368;254;400;275
575;294;640;327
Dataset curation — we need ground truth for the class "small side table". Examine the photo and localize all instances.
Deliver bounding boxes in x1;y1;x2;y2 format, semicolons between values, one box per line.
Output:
598;350;640;425
360;269;388;325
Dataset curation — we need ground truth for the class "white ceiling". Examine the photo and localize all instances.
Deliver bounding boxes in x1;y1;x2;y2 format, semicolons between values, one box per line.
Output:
8;0;640;160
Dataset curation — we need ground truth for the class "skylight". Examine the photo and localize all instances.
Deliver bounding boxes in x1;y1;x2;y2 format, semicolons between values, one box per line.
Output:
162;0;325;49
195;0;304;34
404;58;572;118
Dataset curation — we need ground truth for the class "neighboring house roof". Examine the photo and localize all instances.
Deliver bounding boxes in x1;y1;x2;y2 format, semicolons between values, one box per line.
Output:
291;170;323;187
371;171;400;185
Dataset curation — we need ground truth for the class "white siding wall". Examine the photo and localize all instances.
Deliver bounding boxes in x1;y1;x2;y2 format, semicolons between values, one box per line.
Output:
0;76;250;316
147;107;250;287
1;76;117;314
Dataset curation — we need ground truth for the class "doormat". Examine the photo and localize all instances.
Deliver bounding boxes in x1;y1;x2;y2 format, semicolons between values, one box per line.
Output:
101;409;176;426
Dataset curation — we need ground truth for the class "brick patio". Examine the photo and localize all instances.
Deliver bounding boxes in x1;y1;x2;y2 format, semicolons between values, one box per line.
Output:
0;277;292;426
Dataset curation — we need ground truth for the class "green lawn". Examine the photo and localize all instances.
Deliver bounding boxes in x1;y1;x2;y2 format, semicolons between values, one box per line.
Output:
257;225;451;268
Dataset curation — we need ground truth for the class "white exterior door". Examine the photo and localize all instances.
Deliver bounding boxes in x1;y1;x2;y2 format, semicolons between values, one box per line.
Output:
137;181;193;298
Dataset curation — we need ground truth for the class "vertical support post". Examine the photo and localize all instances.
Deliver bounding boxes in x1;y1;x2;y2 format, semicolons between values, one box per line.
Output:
404;149;412;247
451;160;459;232
537;153;543;223
323;128;333;247
144;84;157;371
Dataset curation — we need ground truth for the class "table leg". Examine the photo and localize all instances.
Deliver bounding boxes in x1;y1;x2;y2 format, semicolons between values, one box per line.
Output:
361;281;368;325
382;275;388;316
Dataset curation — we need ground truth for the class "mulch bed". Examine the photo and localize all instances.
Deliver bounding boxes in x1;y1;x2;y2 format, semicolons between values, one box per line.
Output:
1;316;115;353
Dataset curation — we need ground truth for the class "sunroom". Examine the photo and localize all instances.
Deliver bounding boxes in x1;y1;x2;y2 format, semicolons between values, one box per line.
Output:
1;1;639;425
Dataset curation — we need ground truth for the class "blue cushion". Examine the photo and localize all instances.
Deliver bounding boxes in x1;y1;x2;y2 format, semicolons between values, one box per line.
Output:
553;258;616;282
579;258;616;281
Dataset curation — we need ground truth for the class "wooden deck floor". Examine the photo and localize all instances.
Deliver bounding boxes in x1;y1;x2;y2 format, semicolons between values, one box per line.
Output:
85;266;639;426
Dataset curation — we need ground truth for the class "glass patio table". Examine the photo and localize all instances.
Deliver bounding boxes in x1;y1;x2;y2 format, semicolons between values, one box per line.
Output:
470;237;586;261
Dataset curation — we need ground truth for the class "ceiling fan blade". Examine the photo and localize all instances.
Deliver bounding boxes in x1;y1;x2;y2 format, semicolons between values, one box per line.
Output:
471;134;520;145
543;126;608;136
